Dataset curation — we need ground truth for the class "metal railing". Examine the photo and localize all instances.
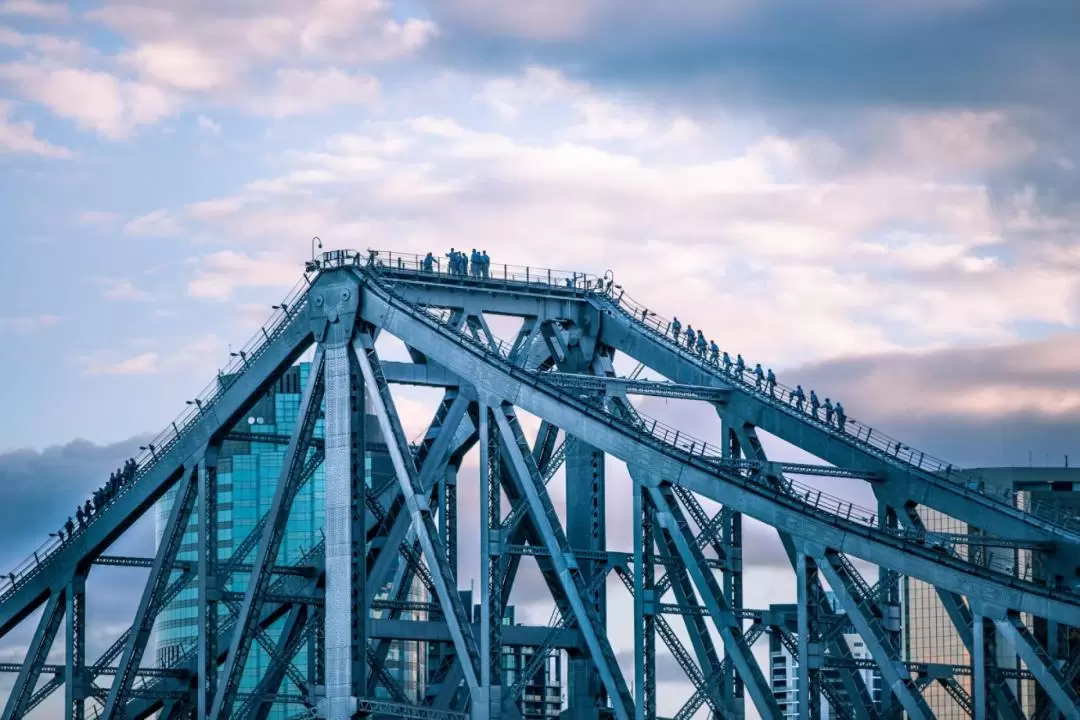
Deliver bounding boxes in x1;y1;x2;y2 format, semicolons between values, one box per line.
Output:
591;284;1080;535
362;266;1079;597
0;275;314;602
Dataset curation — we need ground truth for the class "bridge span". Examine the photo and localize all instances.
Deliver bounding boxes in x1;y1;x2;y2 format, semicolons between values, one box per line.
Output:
1;249;1078;719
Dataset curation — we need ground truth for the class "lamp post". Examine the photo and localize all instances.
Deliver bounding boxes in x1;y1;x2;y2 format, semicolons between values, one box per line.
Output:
311;235;323;262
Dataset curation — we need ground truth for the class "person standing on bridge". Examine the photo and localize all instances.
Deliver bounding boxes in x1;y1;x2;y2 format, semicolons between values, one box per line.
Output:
446;248;458;274
793;385;805;411
766;368;777;396
735;354;745;377
709;341;720;365
824;398;834;424
722;351;732;374
481;250;490;278
685;325;695;350
671;317;681;342
835;402;847;432
810;390;820;419
422;252;435;272
696;330;706;356
754;363;764;389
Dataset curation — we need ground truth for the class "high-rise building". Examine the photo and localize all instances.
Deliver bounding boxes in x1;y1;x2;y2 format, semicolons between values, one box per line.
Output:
768;595;881;719
155;362;425;716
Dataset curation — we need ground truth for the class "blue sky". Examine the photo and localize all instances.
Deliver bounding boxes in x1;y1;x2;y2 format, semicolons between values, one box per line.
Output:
1;1;1079;715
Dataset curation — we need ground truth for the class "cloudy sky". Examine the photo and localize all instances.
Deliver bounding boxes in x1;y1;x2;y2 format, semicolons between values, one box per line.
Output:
1;0;1079;716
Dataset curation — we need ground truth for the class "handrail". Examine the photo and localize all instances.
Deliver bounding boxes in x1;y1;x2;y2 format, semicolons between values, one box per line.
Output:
338;247;1080;537
590;285;1080;536
361;264;1080;601
0;275;314;603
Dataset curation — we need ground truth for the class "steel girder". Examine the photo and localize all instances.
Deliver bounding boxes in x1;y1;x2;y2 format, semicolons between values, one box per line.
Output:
353;336;484;694
646;480;781;718
813;548;933;719
2;590;65;720
492;402;636;720
727;421;877;720
624;469;730;717
101;461;201;719
209;347;326;718
357;276;1080;626
376;264;1080;552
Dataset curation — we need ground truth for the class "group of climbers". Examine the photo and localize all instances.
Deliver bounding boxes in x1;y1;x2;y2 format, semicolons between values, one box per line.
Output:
56;458;139;544
665;317;848;433
425;248;491;278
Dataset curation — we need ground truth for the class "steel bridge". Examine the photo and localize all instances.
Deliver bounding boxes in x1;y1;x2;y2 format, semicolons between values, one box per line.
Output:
1;248;1079;720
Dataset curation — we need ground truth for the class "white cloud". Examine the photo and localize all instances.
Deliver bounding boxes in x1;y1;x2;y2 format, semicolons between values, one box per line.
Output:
0;0;69;21
247;68;380;116
96;278;152;302
196;114;220;136
187;251;299;300
84;352;159;375
0;315;59;333
185;196;243;219
123;209;182;237
122;42;229;91
0;100;73;158
0;63;174;140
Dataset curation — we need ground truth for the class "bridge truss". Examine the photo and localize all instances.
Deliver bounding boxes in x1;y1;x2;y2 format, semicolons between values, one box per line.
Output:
1;249;1079;719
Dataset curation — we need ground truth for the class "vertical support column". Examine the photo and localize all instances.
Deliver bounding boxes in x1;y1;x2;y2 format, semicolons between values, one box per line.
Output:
565;437;607;719
797;552;820;720
477;405;503;718
724;424;745;719
633;481;656;720
198;451;219;718
324;342;367;719
65;573;86;720
446;465;459;573
974;612;987;720
877;502;900;718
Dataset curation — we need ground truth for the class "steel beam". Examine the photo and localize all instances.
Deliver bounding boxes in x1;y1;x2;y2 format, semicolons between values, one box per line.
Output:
198;448;219;718
648;481;781;719
492;403;636;720
2;589;64;720
237;605;311;720
993;611;1080;719
632;481;655;720
65;573;86;720
323;340;366;719
209;347;325;719
814;549;933;719
101;461;200;720
728;421;875;720
352;337;483;694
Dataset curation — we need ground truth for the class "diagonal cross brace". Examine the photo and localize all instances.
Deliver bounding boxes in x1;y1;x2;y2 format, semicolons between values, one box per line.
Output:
353;337;483;692
209;347;326;719
648;481;783;719
493;403;636;720
992;611;1080;719
101;460;200;720
2;589;65;720
814;548;934;720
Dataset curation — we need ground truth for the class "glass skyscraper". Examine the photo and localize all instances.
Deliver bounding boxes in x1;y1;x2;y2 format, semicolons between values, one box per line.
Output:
155;361;424;716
